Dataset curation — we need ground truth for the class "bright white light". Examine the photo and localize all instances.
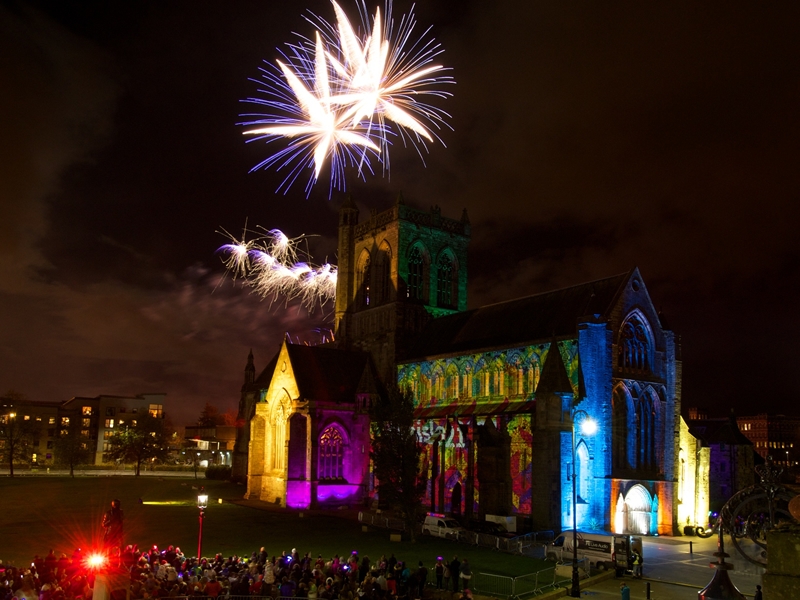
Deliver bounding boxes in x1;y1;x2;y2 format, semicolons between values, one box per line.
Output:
239;0;453;195
218;226;337;312
581;418;597;436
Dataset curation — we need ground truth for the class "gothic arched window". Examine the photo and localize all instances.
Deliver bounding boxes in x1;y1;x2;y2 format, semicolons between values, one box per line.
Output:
358;255;371;308
407;245;425;301
319;425;345;479
437;253;455;308
619;315;652;372
272;403;286;470
376;243;391;304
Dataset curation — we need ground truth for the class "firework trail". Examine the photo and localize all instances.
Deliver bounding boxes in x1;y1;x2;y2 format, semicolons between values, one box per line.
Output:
239;0;453;195
218;227;337;311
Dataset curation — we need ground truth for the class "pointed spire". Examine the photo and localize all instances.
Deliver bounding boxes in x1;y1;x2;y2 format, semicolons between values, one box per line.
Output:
395;191;405;205
461;208;470;224
244;349;255;385
536;340;573;395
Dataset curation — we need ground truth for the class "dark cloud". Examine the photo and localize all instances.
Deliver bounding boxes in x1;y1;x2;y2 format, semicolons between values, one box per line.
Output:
1;0;798;423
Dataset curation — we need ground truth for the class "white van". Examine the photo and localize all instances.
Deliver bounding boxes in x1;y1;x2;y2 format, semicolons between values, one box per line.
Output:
422;514;466;539
546;531;642;574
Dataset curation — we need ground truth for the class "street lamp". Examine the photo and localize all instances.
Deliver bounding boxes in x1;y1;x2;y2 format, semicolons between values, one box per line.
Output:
197;487;208;559
570;409;597;598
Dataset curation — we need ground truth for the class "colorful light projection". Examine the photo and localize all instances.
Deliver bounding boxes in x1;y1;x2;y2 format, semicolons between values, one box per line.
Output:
399;341;582;516
507;415;533;513
415;416;472;514
398;343;576;410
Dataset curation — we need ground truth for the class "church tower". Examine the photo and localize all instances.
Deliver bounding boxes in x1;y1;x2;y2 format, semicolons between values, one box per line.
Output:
334;195;471;384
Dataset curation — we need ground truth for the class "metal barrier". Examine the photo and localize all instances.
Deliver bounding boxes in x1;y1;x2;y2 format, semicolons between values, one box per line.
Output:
471;572;515;598
472;559;586;599
358;511;407;531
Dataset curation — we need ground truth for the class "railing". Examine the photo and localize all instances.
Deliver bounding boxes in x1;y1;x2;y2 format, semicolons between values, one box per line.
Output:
471;573;515;598
358;511;407;531
472;560;586;599
457;530;554;557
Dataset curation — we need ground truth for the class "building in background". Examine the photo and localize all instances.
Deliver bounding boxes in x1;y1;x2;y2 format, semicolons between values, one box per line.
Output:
61;393;166;465
1;393;167;468
737;413;800;469
184;423;236;466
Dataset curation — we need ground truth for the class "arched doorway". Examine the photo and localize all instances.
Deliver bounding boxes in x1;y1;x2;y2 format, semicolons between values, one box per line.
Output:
624;484;653;534
451;482;462;515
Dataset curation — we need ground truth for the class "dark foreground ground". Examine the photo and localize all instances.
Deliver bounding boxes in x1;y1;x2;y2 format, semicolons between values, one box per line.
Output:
0;475;768;598
0;476;544;577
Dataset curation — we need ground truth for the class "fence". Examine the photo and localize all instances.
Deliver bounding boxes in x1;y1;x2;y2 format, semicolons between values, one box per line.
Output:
358;510;407;531
472;559;587;599
357;512;553;558
458;530;554;557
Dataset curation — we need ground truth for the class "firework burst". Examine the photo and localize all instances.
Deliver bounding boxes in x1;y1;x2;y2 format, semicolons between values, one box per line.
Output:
240;0;453;195
218;226;337;311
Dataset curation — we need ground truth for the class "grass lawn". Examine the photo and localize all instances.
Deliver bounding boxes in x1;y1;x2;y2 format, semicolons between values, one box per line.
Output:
0;476;548;578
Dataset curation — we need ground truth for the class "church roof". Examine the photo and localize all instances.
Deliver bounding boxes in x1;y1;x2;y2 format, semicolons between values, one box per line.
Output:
536;342;574;396
687;413;753;447
285;344;373;403
253;350;279;387
402;271;632;360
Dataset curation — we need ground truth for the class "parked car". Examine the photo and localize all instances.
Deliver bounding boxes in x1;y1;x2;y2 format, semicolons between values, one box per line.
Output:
470;520;516;538
422;513;466;539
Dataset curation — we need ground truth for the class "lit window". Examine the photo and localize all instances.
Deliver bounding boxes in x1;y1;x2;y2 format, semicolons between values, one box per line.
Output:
319;426;345;479
61;417;70;426
148;405;162;418
49;417;56;425
105;419;114;428
82;406;92;416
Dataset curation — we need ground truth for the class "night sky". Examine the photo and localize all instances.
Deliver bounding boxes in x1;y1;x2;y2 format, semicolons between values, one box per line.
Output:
2;0;799;427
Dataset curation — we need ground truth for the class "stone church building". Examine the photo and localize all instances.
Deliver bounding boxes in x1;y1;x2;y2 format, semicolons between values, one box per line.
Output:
234;197;697;535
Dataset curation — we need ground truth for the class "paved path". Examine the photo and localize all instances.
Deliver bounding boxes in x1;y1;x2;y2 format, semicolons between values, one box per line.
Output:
0;468;198;477
580;534;763;599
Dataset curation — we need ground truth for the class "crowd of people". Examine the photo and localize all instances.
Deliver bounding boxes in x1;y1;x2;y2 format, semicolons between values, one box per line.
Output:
1;546;475;600
2;501;475;600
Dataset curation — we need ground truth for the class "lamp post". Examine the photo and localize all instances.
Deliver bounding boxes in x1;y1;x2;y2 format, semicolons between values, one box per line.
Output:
197;487;208;560
570;409;597;598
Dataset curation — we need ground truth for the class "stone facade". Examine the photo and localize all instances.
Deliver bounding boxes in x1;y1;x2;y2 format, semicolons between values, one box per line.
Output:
236;199;692;533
